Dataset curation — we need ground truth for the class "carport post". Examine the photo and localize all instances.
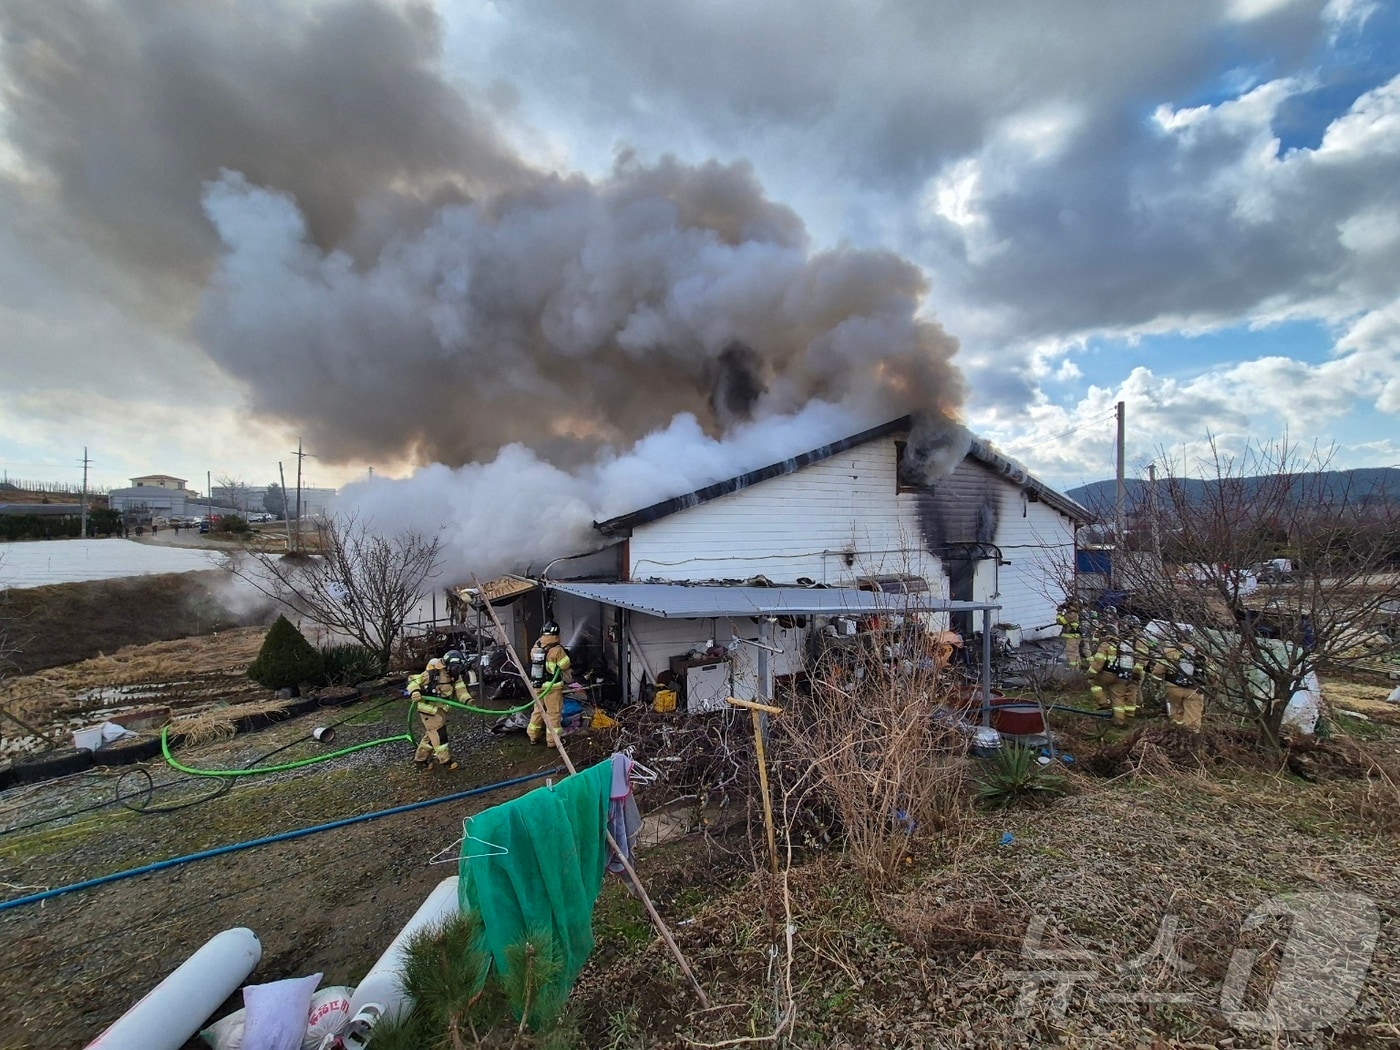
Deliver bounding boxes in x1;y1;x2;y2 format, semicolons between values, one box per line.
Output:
981;606;993;728
758;617;774;737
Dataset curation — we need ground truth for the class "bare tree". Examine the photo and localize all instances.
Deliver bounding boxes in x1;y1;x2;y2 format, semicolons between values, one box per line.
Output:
215;475;253;516
1118;438;1400;750
228;514;444;666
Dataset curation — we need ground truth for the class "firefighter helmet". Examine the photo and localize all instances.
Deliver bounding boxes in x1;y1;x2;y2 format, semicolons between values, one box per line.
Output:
443;650;467;677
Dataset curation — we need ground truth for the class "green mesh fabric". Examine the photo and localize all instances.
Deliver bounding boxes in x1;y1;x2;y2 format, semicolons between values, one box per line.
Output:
459;759;612;999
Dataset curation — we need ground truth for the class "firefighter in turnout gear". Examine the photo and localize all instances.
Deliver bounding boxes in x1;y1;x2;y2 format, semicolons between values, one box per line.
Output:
1056;601;1083;669
527;621;581;746
1151;642;1205;732
408;650;469;770
1087;625;1146;725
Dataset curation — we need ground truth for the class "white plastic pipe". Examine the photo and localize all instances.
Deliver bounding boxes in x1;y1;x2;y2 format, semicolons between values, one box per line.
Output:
86;927;261;1050
344;875;460;1025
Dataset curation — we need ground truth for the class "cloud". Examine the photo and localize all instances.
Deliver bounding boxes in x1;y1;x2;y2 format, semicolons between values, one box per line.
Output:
3;0;965;477
2;0;1395;500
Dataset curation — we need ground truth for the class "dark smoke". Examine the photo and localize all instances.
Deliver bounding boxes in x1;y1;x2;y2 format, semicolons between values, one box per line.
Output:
0;0;522;289
2;0;966;473
899;413;973;486
709;342;768;426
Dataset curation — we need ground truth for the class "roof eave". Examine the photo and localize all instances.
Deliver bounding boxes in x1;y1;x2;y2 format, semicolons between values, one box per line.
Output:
594;416;912;536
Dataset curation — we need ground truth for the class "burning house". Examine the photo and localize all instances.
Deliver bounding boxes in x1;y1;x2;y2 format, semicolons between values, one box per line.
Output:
471;414;1087;711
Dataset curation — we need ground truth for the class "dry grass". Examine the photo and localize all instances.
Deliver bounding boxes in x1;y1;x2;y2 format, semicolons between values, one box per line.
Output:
1323;678;1400;724
1;627;266;718
167;697;296;746
1;571;276;674
576;757;1400;1049
776;629;972;889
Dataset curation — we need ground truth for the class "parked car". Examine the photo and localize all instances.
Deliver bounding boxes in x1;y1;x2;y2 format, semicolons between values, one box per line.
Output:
1251;558;1299;584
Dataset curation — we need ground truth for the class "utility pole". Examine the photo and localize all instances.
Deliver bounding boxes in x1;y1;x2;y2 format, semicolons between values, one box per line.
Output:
291;439;307;552
79;447;90;539
1114;401;1126;547
1114;400;1126;587
278;461;294;551
1147;462;1162;564
207;470;212;524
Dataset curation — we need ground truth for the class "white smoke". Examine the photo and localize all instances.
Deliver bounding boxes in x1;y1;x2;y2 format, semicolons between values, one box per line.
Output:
335;401;867;584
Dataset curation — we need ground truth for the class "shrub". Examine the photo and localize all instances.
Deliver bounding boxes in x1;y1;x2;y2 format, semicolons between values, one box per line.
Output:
247;615;323;692
777;623;970;888
320;643;385;686
370;911;568;1047
217;515;251;535
974;745;1070;808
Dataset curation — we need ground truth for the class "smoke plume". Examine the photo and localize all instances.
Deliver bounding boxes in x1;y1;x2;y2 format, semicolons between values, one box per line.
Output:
3;0;969;581
195;158;964;467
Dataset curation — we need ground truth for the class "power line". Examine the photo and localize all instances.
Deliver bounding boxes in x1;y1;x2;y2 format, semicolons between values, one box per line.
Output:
996;408;1120;455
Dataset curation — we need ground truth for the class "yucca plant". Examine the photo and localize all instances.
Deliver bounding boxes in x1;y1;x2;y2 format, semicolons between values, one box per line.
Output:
974;745;1069;808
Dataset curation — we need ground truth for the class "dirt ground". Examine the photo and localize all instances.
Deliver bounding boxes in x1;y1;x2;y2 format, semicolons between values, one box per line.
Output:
1;569;277;675
0;692;577;1050
4;585;1400;1048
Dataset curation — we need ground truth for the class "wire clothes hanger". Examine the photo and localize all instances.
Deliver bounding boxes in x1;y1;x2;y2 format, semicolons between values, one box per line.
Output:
428;817;509;865
617;747;659;785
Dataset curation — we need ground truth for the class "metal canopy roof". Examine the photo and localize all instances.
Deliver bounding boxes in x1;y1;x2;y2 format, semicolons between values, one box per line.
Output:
546;581;999;619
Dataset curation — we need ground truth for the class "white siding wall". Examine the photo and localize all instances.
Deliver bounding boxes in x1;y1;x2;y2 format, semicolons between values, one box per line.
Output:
626;436;1074;636
604;435;1077;698
985;487;1076;639
627;443;944;589
624;614;805;702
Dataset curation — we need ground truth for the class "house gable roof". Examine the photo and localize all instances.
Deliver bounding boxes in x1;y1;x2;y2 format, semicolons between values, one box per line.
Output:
593;415;1088;536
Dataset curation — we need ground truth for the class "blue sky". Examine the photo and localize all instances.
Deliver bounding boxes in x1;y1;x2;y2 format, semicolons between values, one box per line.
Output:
1;0;1397;504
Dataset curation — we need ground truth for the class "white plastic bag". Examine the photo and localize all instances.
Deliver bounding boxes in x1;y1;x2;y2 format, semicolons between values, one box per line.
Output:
303;987;354;1048
1281;672;1321;735
200;978;353;1050
243;973;321;1050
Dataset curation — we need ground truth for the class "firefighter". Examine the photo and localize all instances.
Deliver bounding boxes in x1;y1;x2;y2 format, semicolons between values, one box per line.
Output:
1151;642;1204;732
1056;601;1083;669
407;649;469;770
1087;622;1145;725
527;621;582;747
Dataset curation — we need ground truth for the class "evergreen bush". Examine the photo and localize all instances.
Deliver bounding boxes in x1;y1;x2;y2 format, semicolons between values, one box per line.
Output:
247;615;323;692
366;912;571;1047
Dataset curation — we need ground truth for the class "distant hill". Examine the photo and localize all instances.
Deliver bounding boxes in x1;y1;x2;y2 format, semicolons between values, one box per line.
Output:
1066;467;1400;519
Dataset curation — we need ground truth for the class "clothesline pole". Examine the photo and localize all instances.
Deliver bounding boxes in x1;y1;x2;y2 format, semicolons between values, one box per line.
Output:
473;580;712;1010
725;697;782;876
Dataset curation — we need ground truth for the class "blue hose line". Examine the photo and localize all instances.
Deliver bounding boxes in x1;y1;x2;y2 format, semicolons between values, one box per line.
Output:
0;767;561;914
